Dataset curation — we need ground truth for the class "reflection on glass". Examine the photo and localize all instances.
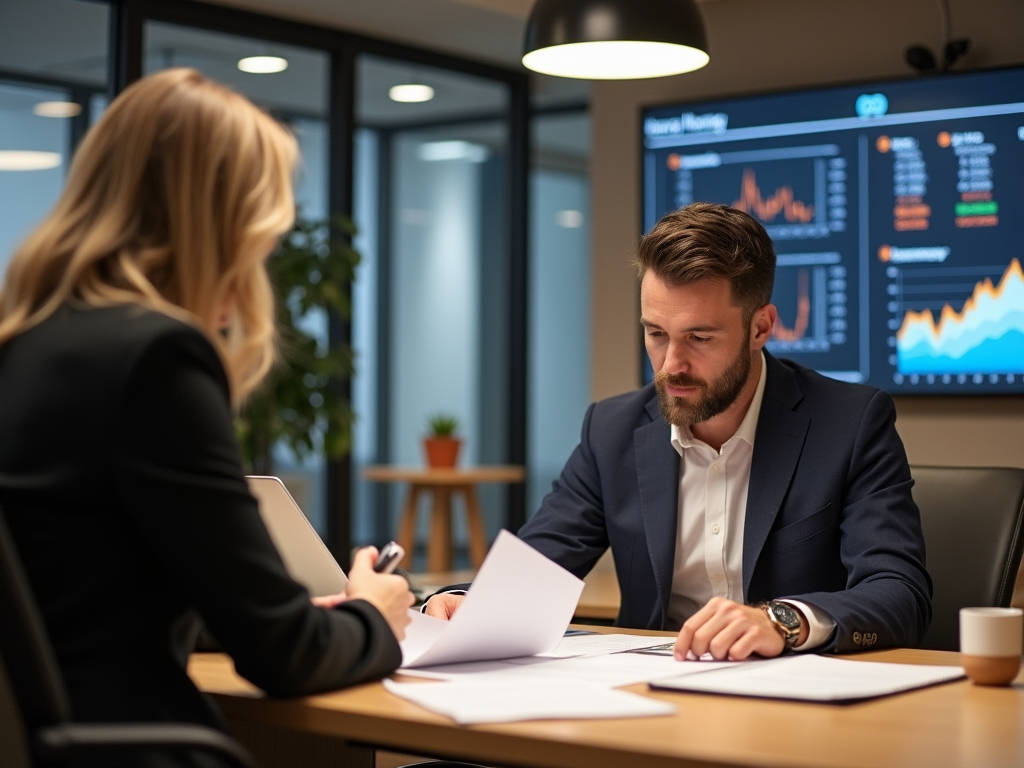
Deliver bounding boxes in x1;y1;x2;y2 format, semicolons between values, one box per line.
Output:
352;55;511;569
0;0;108;87
528;111;592;520
0;0;108;283
0;83;72;277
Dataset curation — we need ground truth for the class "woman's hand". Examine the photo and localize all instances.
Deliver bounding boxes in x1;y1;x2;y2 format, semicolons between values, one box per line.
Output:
344;546;415;641
311;592;347;609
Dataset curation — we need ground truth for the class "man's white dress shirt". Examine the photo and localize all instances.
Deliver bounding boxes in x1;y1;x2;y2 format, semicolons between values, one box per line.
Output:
666;352;835;649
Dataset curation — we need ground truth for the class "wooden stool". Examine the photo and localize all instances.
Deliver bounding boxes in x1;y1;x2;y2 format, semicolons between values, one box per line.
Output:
361;465;526;572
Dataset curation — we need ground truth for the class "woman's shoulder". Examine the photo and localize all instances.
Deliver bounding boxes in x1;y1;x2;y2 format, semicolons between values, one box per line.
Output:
58;303;211;352
62;302;197;336
33;303;225;385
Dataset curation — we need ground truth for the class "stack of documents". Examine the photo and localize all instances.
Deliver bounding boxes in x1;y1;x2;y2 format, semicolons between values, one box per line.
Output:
387;532;964;723
391;532;682;722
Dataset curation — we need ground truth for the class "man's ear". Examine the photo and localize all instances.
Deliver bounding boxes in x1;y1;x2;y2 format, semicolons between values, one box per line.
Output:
750;304;777;349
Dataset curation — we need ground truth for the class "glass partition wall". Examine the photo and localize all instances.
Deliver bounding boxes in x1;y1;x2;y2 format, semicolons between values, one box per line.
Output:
0;0;592;574
95;0;528;565
528;110;592;521
353;56;513;568
0;0;109;279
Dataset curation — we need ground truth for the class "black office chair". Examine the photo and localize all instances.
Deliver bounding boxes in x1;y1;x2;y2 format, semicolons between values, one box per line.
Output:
0;508;255;768
911;466;1024;652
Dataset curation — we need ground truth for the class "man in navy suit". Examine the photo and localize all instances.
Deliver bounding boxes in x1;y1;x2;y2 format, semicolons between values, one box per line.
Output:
426;202;931;659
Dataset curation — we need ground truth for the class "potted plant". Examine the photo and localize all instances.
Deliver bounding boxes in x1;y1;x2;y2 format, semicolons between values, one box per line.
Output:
423;413;462;468
236;213;360;474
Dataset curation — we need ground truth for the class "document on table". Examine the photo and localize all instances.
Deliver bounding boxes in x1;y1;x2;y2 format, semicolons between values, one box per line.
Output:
383;677;676;725
649;654;965;702
399;530;584;668
399;641;741;687
401;651;745;688
540;633;681;658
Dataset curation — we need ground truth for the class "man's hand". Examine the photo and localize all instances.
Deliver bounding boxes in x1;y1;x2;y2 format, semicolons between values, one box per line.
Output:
422;592;464;620
674;597;806;661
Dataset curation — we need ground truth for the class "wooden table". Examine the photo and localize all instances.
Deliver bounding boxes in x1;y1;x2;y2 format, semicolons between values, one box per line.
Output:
190;631;1024;768
362;465;525;572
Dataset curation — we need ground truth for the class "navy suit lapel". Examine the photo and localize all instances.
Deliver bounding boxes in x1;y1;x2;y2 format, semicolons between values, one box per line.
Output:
635;396;679;622
742;353;809;598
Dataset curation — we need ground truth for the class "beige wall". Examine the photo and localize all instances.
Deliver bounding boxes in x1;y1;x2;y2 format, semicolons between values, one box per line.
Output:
590;0;1024;468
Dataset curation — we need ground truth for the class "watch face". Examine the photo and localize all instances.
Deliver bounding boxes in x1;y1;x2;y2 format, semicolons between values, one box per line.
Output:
771;602;801;631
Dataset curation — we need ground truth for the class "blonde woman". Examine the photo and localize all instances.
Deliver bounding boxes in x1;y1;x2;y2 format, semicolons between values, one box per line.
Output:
0;68;411;765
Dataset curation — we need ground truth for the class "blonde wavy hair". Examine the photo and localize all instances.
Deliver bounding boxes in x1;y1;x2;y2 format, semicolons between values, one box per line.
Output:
0;67;297;405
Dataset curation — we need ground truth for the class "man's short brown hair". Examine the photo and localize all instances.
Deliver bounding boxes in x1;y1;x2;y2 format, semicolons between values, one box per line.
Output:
634;203;776;320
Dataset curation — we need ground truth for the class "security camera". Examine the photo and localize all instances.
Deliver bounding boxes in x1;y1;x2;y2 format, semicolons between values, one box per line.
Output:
905;37;970;74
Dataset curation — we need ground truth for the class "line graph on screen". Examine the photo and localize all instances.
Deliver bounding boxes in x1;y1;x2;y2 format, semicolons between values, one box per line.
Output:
733;168;815;224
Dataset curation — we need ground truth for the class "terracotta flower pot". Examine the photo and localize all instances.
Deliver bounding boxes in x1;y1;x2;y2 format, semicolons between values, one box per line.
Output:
423;437;461;468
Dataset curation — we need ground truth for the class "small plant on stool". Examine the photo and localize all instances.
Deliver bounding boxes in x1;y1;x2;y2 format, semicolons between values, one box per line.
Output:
423;414;461;468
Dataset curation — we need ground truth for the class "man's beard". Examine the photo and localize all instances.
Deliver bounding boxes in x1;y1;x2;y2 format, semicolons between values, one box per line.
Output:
654;342;752;428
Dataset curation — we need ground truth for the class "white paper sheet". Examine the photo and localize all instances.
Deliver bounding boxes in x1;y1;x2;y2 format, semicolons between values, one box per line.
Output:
538;633;679;658
398;648;740;687
649;654;965;702
383;677;676;724
399;530;584;668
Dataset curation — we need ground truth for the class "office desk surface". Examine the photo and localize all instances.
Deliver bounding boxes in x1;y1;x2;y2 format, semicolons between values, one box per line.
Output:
189;635;1024;768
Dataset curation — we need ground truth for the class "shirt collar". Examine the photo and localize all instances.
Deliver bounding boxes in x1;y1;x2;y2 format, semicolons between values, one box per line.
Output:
671;350;768;453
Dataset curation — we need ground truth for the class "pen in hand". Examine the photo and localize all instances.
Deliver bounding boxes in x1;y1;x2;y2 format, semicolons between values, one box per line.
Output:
373;541;405;574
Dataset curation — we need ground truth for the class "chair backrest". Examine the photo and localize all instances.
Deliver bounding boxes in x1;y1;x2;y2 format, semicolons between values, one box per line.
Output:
0;507;255;768
911;466;1024;652
0;508;73;732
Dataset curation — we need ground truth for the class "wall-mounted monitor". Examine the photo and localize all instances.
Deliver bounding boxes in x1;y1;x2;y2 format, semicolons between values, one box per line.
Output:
642;67;1024;395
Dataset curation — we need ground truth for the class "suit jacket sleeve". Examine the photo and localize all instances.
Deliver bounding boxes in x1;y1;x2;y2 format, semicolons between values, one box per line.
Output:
111;324;400;696
518;401;614;576
769;388;932;653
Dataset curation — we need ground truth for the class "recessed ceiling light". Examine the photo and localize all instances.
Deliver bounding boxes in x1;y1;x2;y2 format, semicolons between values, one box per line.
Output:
556;209;584;228
0;151;62;171
33;101;82;118
389;84;435;103
417;141;489;163
238;56;288;74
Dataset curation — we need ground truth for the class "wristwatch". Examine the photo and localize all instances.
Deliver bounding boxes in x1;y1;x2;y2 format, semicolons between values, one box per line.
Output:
761;600;802;649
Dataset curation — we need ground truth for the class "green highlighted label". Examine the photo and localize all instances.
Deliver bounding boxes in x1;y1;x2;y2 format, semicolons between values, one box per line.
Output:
955;201;999;216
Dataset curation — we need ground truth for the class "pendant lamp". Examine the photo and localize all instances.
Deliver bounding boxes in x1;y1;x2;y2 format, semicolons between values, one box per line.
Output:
522;0;709;80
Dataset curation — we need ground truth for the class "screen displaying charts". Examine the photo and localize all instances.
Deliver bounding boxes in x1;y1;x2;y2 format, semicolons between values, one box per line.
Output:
642;67;1024;394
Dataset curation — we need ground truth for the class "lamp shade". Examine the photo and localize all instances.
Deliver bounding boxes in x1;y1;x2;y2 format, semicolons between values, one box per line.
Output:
522;0;709;80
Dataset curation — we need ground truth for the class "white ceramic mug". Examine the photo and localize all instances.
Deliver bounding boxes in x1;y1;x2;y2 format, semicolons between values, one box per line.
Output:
959;607;1023;686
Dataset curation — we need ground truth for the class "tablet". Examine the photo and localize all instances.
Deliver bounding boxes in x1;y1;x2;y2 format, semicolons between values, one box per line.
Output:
246;475;348;597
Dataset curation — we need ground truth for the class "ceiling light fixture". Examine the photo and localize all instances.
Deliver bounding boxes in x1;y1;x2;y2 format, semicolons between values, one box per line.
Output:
417;141;489;163
522;0;709;80
237;55;288;74
556;209;584;228
33;101;82;118
389;83;435;103
0;151;62;171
